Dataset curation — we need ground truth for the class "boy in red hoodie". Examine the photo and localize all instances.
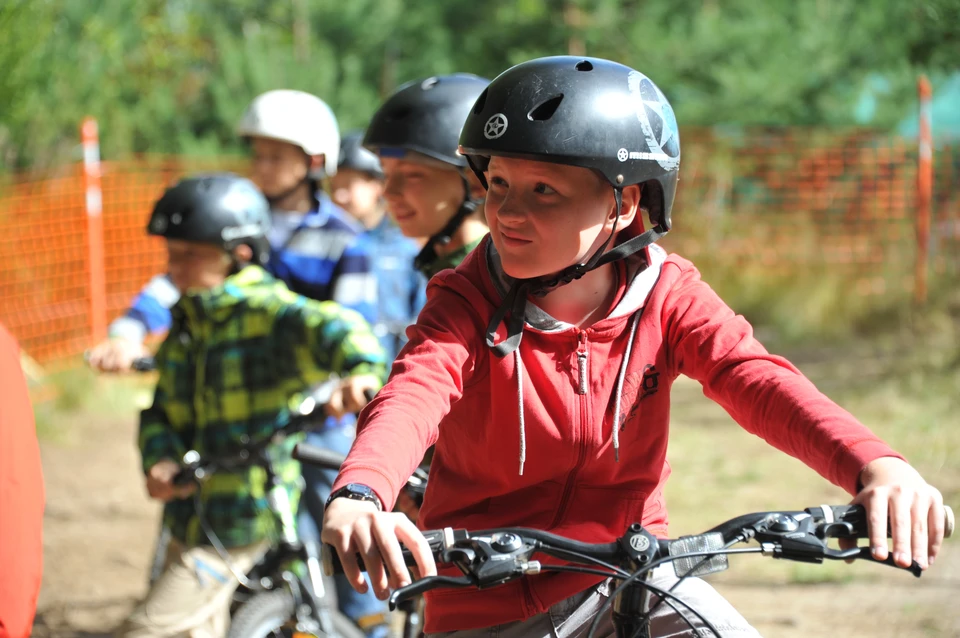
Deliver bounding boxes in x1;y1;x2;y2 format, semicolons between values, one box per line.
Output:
322;57;947;636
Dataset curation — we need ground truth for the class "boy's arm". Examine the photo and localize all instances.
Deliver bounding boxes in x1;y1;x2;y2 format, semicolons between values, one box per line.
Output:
274;291;388;383
330;235;378;325
138;352;187;474
662;263;903;496
109;274;180;343
331;280;482;510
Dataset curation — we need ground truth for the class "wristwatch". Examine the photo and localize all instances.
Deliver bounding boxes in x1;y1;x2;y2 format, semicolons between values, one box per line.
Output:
326;483;383;511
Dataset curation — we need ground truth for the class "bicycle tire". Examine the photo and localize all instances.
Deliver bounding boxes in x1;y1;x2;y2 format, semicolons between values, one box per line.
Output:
226;588;365;638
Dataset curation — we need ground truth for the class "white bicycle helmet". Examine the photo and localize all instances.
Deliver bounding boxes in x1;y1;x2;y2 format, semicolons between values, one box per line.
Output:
236;90;341;178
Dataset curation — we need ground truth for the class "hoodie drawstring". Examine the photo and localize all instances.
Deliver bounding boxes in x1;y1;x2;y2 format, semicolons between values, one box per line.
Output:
515;349;526;475
611;310;642;462
515;308;641;474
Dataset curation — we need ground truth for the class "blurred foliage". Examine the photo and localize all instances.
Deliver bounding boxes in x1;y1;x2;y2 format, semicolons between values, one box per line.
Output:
0;0;958;170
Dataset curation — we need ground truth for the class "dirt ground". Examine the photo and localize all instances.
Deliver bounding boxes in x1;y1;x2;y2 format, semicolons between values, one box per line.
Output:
31;376;959;638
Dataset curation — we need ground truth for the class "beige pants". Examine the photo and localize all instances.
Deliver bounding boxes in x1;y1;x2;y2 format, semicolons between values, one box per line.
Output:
117;539;268;638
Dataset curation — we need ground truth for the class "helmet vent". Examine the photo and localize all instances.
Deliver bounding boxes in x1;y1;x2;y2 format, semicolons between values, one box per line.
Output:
575;60;593;72
527;94;564;121
421;77;440;90
472;88;488;114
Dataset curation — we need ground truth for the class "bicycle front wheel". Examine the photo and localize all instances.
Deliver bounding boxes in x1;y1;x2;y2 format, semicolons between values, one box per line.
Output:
227;588;365;638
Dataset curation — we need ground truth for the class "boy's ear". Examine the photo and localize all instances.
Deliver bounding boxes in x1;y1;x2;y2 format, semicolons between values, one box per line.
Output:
232;244;254;264
613;184;643;228
309;154;326;173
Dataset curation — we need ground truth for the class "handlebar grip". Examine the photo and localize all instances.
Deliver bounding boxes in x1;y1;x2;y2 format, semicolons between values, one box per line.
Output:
292;443;347;471
818;504;955;539
131;357;157;372
322;529;448;576
172;469;195;487
322;541;422;577
82;351;155;372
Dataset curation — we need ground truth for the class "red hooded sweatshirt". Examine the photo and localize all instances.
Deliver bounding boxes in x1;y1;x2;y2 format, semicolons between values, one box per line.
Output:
334;237;902;632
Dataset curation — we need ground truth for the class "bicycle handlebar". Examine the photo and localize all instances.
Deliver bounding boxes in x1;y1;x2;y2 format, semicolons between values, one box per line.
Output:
292;444;347;471
131;356;156;372
83;350;156;372
322;503;954;612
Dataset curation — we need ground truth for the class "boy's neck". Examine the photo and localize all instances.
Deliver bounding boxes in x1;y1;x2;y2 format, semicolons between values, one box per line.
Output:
532;263;619;329
434;214;487;257
270;182;316;214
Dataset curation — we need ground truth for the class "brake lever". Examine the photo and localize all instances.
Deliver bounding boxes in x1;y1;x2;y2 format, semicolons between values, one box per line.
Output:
387;575;474;610
822;546;923;577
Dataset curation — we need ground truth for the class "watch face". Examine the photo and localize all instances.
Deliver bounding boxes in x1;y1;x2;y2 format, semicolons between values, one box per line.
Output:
326;483;381;511
345;483;375;498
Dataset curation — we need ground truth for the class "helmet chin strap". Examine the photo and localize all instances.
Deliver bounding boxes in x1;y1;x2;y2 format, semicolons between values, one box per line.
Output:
413;171;483;272
485;188;668;358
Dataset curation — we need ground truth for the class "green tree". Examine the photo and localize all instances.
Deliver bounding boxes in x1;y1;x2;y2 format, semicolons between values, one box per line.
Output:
0;0;956;171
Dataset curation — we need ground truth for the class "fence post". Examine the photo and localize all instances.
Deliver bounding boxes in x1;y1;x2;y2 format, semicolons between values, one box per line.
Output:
81;116;107;343
915;75;933;304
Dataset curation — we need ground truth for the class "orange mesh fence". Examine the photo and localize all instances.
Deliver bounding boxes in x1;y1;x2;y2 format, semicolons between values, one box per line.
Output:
0;132;957;367
0;156;244;364
666;130;915;295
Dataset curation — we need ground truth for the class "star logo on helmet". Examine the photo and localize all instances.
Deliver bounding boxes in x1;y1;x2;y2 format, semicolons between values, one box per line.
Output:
484;113;509;140
628;72;680;170
617;148;629;162
642;97;678;153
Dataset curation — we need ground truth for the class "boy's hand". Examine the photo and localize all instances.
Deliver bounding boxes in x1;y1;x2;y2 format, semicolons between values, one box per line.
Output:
326;374;381;419
322;496;437;601
146;459;196;502
841;456;945;570
86;338;149;373
396;489;421;523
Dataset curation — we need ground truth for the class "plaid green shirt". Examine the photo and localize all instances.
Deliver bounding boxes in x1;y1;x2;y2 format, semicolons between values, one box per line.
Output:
139;266;387;548
419;236;485;278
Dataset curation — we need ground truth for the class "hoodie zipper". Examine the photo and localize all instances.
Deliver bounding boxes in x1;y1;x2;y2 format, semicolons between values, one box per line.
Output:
549;330;590;529
576;331;588;395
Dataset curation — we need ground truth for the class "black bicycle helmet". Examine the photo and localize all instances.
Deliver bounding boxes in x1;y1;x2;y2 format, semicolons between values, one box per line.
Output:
364;73;490;271
147;173;272;267
338;131;384;179
458;56;681;356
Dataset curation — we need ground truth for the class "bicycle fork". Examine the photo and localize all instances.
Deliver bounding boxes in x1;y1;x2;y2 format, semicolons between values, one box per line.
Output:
268;481;338;635
612;572;653;638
